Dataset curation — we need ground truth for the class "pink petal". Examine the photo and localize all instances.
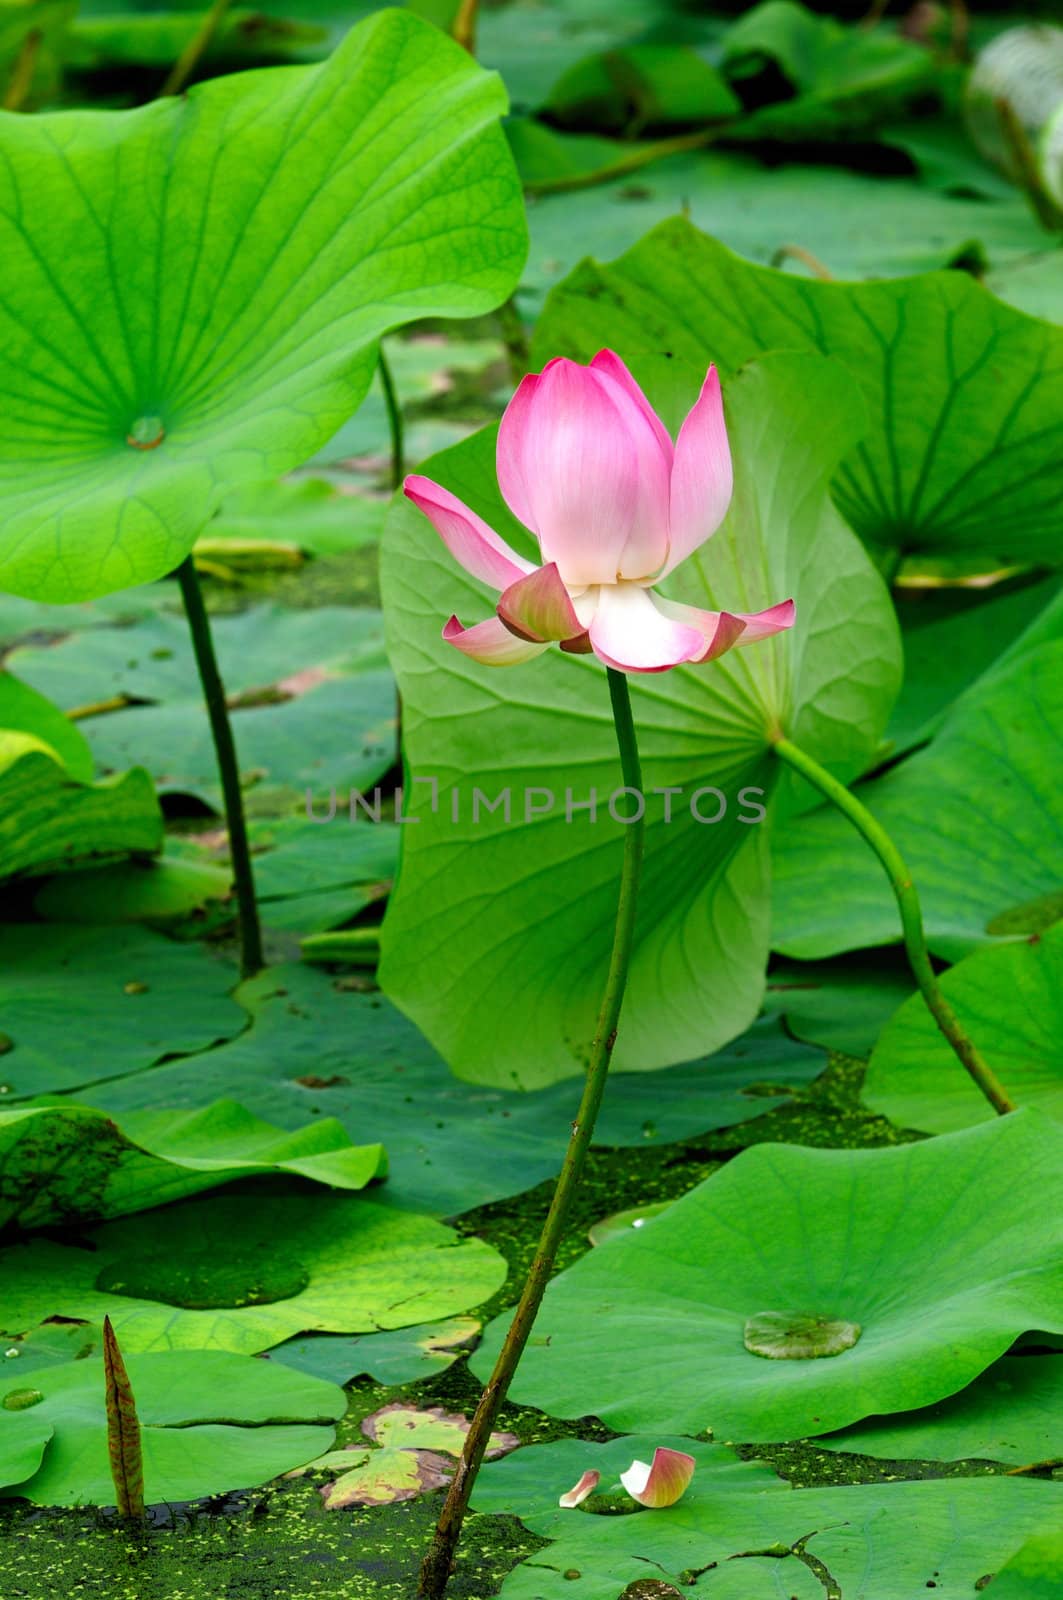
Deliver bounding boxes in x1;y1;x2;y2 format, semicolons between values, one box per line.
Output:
588;584;705;674
661;366;733;578
442;614;548;667
655;595;794;662
558;1469;600;1509
404;475;534;593
619;1448;696;1509
496;359;669;587
590;350;673;466
497;563;585;642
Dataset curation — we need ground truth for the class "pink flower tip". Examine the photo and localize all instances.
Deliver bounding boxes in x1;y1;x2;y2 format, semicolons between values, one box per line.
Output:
619;1447;696;1508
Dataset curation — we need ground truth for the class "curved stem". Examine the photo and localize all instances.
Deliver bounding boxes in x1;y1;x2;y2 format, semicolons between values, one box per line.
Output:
3;27;42;111
418;667;645;1598
451;0;479;54
177;558;264;980
772;735;1015;1117
377;345;405;493
160;0;235;97
524;125;723;196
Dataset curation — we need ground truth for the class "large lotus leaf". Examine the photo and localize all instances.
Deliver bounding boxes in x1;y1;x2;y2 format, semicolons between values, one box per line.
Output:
379;352;899;1086
472;1111;1063;1441
864;923;1063;1133
0;733;161;881
0;1099;386;1231
987;1528;1063;1600
73;964;824;1216
531;217;1063;567
0;1348;344;1506
0;1189;506;1354
821;1354;1063;1464
887;575;1063;757
772;642;1063;961
0;923;243;1098
0;8;526;602
472;1436;1060;1600
8;605;385;710
0;672;92;781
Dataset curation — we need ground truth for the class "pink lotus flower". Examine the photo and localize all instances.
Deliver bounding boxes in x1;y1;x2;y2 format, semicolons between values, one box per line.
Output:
404;351;794;674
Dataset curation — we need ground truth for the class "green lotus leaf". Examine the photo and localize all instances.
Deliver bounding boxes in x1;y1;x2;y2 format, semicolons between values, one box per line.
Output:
531;216;1063;566
0;1348;344;1506
8;604;386;710
380;352;899;1086
267;1317;480;1388
772;643;1063;961
74;964;824;1216
986;1527;1063;1600
821;1354;1063;1465
518;138;1047;317
0;922;244;1099
0;672;92;781
0;1099;386;1231
472;1111;1063;1441
0;1189;506;1354
472;1436;1060;1600
0;733;161;883
886;576;1063;758
865;921;1063;1132
0;8;525;601
762;953;914;1057
32;853;234;928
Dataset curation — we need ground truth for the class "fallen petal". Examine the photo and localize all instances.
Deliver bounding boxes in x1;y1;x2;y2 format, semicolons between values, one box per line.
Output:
442;614;549;667
559;1468;601;1508
620;1447;696;1508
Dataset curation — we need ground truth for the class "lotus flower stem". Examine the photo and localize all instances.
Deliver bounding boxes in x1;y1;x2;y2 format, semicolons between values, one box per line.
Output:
378;346;405;493
772;735;1015;1117
160;0;236;97
418;666;645;1598
177;556;264;979
103;1317;145;1521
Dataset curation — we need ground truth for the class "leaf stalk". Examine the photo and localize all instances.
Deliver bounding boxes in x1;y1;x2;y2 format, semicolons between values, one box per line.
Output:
771;734;1015;1117
417;667;646;1597
176;556;264;979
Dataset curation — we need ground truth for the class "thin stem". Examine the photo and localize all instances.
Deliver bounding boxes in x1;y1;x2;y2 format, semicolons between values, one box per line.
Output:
160;0;235;97
994;98;1063;233
3;27;42;111
524;126;722;196
451;0;478;54
772;735;1015;1117
176;557;264;979
377;345;405;493
769;244;833;281
418;667;645;1599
